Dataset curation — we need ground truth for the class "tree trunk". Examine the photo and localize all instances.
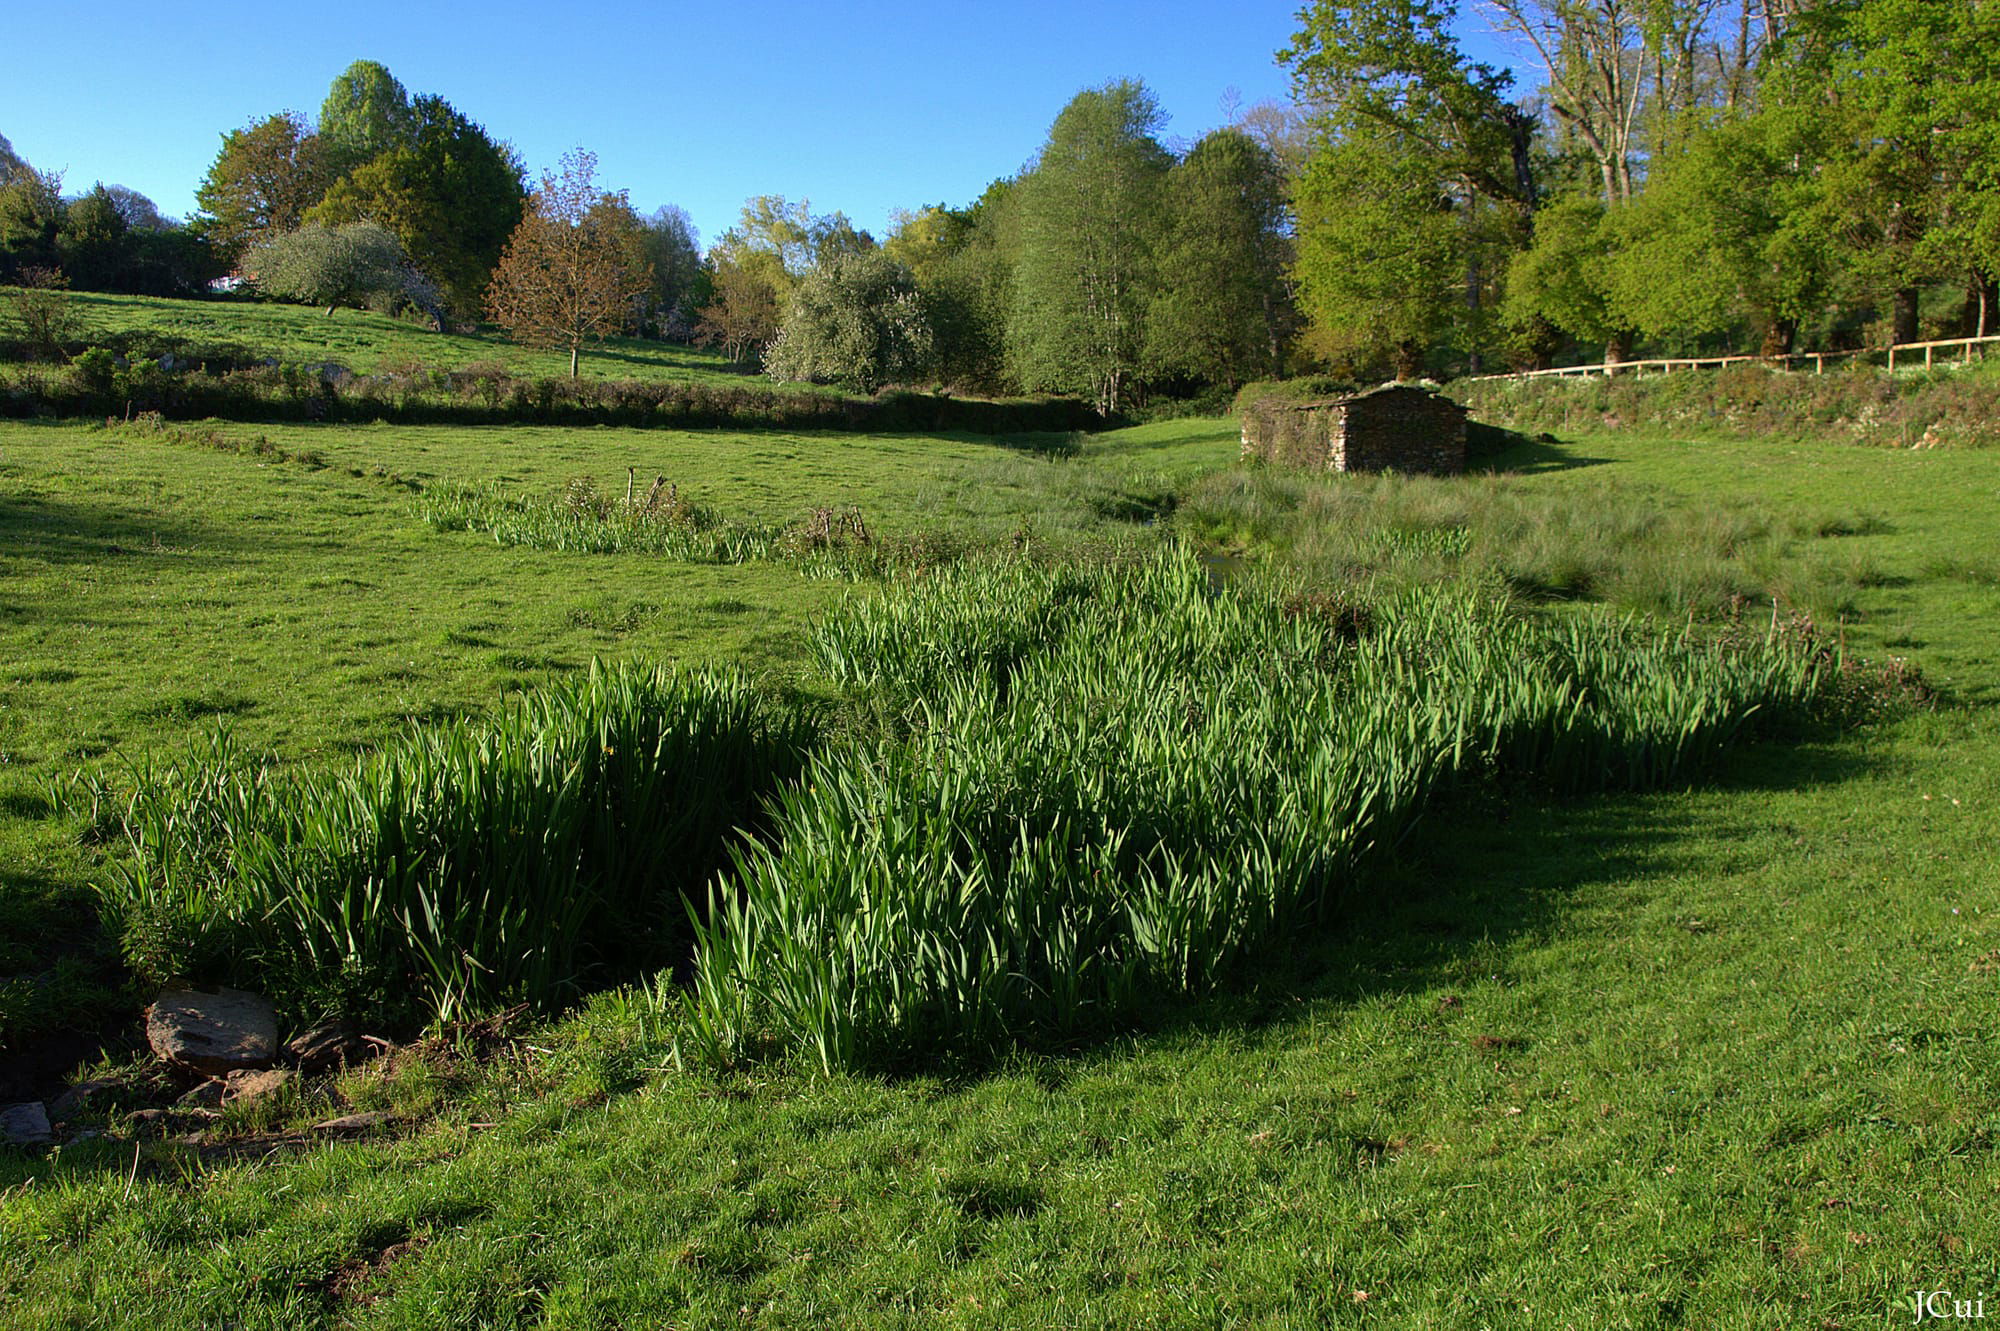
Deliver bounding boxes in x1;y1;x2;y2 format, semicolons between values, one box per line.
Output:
1960;272;1997;338
1603;330;1635;372
569;344;580;379
1760;317;1798;358
1392;341;1423;381
1892;287;1920;347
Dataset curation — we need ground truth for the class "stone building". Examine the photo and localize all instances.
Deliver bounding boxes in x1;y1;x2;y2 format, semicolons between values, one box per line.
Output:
1239;384;1468;476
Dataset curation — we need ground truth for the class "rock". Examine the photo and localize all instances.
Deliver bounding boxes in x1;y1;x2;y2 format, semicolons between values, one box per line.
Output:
314;1110;394;1135
146;988;278;1075
128;1108;168;1136
176;1079;225;1110
1;1101;52;1146
222;1068;293;1108
285;1022;363;1074
48;1078;117;1122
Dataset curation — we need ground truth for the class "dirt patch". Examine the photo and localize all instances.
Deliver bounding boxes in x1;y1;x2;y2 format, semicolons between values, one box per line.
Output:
1469;1035;1528;1053
323;1233;430;1306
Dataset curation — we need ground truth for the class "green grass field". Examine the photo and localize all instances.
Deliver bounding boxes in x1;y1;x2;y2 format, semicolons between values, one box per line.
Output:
59;291;764;385
2;403;1998;1326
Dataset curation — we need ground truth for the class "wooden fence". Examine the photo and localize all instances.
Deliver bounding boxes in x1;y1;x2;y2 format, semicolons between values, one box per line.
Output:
1473;332;2000;382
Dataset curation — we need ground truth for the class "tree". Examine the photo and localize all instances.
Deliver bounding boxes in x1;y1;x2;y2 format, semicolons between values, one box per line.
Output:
309;95;525;317
319;60;415;178
486;151;651;377
1294;132;1476;377
1146;129;1293;386
1478;1;1773;203
1602;110;1839;354
694;256;783;364
636;205;702;336
246;222;410;315
0;165;64;280
1759;0;2000;344
1283;0;1538;211
1282;0;1533;374
125;227;220;298
195;112;331;263
708;195;876;325
1500;195;1632;362
0;132;27;183
885;198;1013;389
1009;81;1172;414
764;251;933;392
57;184;130;291
101;185;170;232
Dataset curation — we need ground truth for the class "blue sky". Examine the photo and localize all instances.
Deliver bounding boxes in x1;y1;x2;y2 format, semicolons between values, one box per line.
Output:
9;1;1527;247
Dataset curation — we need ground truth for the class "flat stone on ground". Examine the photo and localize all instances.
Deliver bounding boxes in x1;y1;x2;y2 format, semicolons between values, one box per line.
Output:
1;1101;53;1146
146;988;278;1075
222;1068;294;1107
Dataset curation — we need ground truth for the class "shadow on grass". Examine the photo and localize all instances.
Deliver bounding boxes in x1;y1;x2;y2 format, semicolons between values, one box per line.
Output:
0;492;225;567
993;727;1877;1090
1471;424;1614;476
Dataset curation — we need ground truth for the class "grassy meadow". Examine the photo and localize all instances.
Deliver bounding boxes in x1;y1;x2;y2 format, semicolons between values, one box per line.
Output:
1;363;1999;1325
57;291;763;385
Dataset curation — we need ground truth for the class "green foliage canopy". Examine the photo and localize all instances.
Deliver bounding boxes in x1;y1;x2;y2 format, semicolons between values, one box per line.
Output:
318;60;416;178
1008;80;1170;414
195;112;331;264
246;221;409;315
764;250;933;393
309;95;525;319
1146;128;1291;387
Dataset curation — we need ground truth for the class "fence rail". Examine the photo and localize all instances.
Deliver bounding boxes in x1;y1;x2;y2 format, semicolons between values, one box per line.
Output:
1473;333;2000;382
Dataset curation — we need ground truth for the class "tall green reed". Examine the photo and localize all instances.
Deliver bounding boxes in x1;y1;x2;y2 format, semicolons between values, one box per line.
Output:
683;550;1833;1072
87;664;813;1027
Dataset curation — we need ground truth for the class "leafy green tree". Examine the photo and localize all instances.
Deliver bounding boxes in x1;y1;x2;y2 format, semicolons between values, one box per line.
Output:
636;205;702;337
485;151;650;377
0;132;27;182
884;182;1021;391
309;95;525;318
125;227;220;298
319;60;415;177
764;250;933;392
56;184;130;291
1500;195;1633;364
246;222;410;315
1282;0;1538;213
1008;80;1171;414
1764;0;2000;344
709;195;875;318
1282;0;1537;374
1602;110;1839;354
1147;129;1292;387
0;165;64;280
195;112;331;264
1294;132;1474;378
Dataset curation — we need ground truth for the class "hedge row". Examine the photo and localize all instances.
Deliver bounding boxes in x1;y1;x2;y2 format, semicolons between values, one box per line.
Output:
0;359;1104;436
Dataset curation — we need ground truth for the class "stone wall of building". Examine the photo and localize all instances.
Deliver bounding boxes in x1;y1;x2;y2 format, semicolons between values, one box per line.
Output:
1240;385;1467;476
